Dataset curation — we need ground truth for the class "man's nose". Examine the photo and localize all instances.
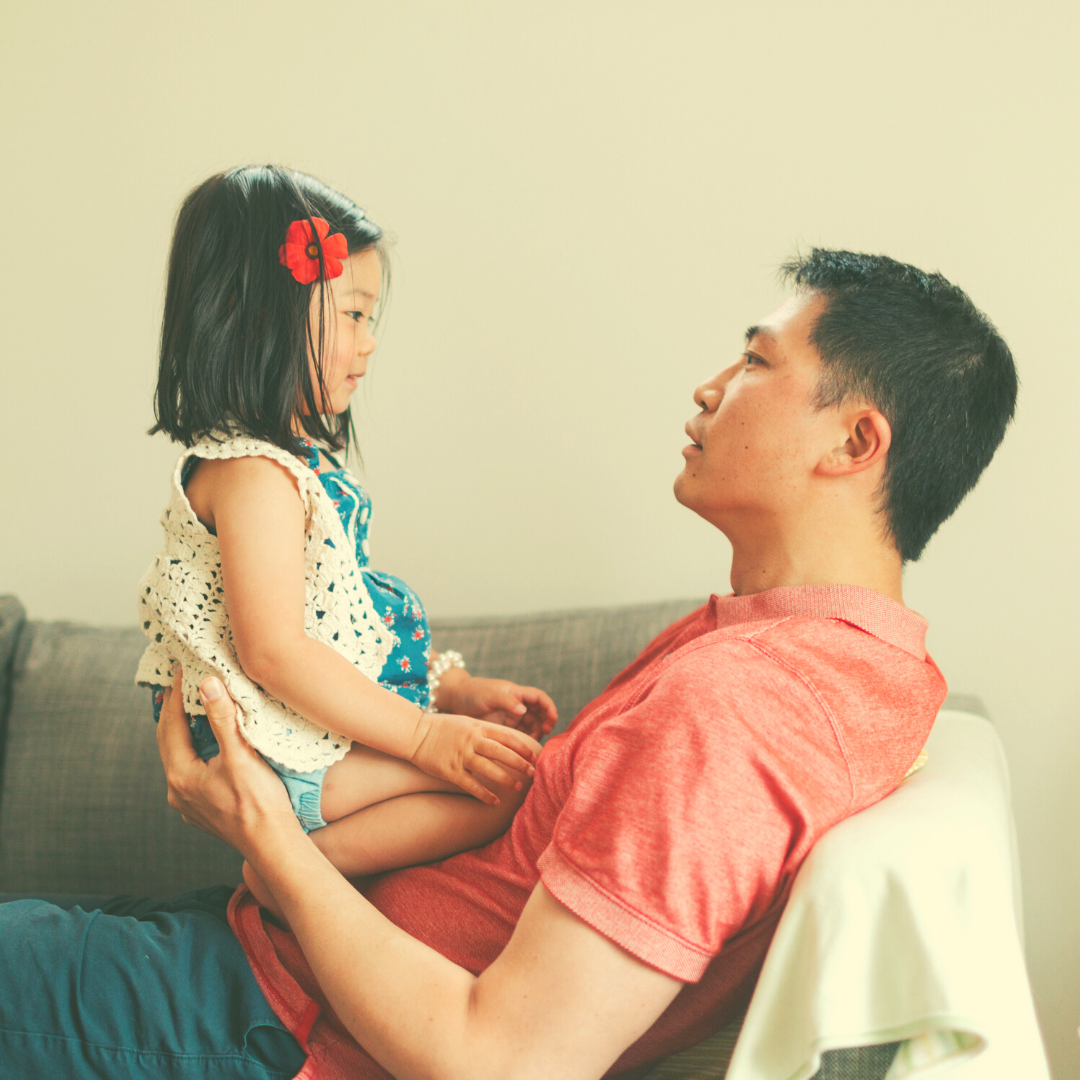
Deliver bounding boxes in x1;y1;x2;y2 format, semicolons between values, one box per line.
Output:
693;369;731;411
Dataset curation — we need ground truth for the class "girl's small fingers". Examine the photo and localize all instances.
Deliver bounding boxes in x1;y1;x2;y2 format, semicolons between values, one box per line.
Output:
515;688;558;726
457;772;500;805
467;756;522;791
477;738;536;778
486;724;543;759
537;692;558;720
493;691;527;716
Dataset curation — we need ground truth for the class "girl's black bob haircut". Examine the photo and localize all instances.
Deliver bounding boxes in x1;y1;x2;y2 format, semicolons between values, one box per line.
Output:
151;164;386;456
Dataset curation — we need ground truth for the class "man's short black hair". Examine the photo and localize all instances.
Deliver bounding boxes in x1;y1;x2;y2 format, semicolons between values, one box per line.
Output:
781;249;1018;562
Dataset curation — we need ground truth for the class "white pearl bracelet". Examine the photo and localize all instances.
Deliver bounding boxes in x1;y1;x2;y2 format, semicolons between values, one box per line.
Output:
426;650;466;712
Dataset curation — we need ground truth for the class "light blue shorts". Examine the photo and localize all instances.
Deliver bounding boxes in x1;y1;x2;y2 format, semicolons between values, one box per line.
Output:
151;695;329;834
267;760;329;833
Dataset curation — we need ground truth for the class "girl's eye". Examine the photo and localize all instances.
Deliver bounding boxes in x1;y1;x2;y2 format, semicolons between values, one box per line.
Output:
347;311;376;330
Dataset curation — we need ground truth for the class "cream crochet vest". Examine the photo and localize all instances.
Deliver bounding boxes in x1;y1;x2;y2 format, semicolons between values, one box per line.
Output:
135;433;395;772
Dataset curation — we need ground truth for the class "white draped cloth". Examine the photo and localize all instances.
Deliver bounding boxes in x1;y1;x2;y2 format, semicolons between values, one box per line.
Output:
721;709;1050;1080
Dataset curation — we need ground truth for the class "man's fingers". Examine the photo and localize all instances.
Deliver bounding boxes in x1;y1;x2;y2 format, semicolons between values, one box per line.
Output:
197;676;246;752
157;667;199;768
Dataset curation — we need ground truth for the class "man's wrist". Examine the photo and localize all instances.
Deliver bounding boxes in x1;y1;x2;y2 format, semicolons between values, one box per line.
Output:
238;803;302;851
239;805;306;860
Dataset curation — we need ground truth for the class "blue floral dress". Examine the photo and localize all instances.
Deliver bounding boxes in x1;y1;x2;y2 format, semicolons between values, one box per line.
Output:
296;439;432;706
151;440;432;746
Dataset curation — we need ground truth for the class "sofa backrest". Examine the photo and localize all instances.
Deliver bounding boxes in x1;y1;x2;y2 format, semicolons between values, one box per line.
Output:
428;598;705;737
0;596;703;896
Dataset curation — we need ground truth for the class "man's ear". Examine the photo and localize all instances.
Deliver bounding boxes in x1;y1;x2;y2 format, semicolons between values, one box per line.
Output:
816;408;891;476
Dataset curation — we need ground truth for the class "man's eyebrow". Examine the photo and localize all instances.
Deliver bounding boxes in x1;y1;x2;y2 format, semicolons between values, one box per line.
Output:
745;325;776;344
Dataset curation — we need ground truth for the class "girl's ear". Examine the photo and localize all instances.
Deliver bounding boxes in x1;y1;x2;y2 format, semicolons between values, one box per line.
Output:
816;408;891;476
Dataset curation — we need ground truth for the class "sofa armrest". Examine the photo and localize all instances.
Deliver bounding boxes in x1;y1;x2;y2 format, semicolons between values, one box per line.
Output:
0;596;27;787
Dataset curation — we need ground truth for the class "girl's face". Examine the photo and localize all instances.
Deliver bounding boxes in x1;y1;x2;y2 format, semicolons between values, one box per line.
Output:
305;247;382;416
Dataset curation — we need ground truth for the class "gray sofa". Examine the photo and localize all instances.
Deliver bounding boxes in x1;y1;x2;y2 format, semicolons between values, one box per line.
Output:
0;593;933;1079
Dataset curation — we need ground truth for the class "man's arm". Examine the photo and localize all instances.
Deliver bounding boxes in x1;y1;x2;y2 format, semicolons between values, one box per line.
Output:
158;674;683;1080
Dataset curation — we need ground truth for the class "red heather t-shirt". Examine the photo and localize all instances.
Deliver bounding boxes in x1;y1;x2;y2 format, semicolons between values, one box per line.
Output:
229;585;947;1080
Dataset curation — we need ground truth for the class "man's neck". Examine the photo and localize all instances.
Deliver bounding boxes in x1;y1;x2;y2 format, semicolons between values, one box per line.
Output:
725;515;904;604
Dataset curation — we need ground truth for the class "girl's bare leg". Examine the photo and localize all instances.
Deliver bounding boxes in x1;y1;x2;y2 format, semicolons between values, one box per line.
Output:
319;742;462;822
313;781;528;877
243;747;530;922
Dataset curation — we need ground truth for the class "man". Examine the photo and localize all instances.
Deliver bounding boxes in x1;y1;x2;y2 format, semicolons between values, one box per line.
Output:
0;250;1017;1080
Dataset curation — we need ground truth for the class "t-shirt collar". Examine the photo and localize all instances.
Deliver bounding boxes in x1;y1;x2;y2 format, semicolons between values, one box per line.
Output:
710;584;929;661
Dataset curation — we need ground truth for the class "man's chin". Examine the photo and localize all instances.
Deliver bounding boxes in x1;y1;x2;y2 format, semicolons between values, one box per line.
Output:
673;469;695;510
674;472;731;532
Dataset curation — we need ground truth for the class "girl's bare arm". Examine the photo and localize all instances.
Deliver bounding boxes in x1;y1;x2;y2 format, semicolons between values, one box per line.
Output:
185;455;539;802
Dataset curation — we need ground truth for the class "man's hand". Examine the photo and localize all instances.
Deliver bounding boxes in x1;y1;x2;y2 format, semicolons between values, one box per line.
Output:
408;712;543;805
443;676;559;740
156;667;299;854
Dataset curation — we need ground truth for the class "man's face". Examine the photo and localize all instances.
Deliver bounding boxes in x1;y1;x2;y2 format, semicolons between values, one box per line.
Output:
674;291;834;530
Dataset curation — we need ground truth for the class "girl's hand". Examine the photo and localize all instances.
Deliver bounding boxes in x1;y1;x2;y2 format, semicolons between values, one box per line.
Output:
445;677;559;741
409;713;543;806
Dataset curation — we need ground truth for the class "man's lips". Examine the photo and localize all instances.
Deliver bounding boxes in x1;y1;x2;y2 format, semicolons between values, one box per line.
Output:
684;421;702;449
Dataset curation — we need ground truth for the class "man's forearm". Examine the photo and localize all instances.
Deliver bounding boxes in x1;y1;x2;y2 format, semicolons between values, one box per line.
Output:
248;823;681;1080
247;823;489;1080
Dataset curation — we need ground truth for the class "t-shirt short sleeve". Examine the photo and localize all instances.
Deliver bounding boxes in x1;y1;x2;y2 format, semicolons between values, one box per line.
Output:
537;637;849;982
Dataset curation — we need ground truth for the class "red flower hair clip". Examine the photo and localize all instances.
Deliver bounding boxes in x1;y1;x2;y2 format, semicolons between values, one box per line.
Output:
278;217;348;284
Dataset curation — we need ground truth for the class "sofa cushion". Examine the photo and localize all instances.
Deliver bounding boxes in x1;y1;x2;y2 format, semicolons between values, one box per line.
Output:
0;619;244;896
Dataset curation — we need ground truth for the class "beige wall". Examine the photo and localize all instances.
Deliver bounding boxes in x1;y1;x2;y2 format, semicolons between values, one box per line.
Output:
2;1;1078;1074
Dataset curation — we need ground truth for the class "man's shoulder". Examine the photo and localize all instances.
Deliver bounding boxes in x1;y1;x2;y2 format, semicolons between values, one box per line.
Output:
666;611;925;675
634;617;829;728
651;611;941;734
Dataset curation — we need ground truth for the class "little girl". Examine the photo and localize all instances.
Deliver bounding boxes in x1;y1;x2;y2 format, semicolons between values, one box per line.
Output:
136;165;556;886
